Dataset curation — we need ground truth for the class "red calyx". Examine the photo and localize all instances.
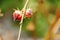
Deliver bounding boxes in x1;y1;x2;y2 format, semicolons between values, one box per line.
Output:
25;8;33;18
13;10;22;21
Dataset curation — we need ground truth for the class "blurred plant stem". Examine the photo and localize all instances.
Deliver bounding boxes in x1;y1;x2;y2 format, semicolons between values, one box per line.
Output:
44;5;60;40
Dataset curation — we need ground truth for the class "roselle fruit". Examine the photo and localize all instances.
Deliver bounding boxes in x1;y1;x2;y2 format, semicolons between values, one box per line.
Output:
25;8;33;18
13;10;22;21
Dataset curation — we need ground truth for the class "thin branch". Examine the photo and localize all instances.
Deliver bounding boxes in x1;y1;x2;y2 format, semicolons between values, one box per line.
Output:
17;0;30;40
23;0;30;10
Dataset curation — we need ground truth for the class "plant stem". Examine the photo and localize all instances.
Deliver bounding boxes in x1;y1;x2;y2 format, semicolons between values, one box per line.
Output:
23;0;30;10
17;13;24;40
17;0;30;40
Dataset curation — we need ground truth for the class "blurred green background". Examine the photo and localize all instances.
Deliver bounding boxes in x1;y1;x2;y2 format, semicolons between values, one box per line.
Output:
0;0;60;40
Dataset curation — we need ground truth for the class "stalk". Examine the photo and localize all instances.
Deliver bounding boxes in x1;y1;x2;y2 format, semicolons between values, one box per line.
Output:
17;0;30;40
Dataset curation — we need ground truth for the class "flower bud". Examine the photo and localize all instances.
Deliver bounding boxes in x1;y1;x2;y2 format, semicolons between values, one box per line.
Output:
25;8;33;18
13;10;22;21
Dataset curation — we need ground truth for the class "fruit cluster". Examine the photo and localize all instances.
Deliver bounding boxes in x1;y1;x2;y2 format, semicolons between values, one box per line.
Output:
13;8;33;21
